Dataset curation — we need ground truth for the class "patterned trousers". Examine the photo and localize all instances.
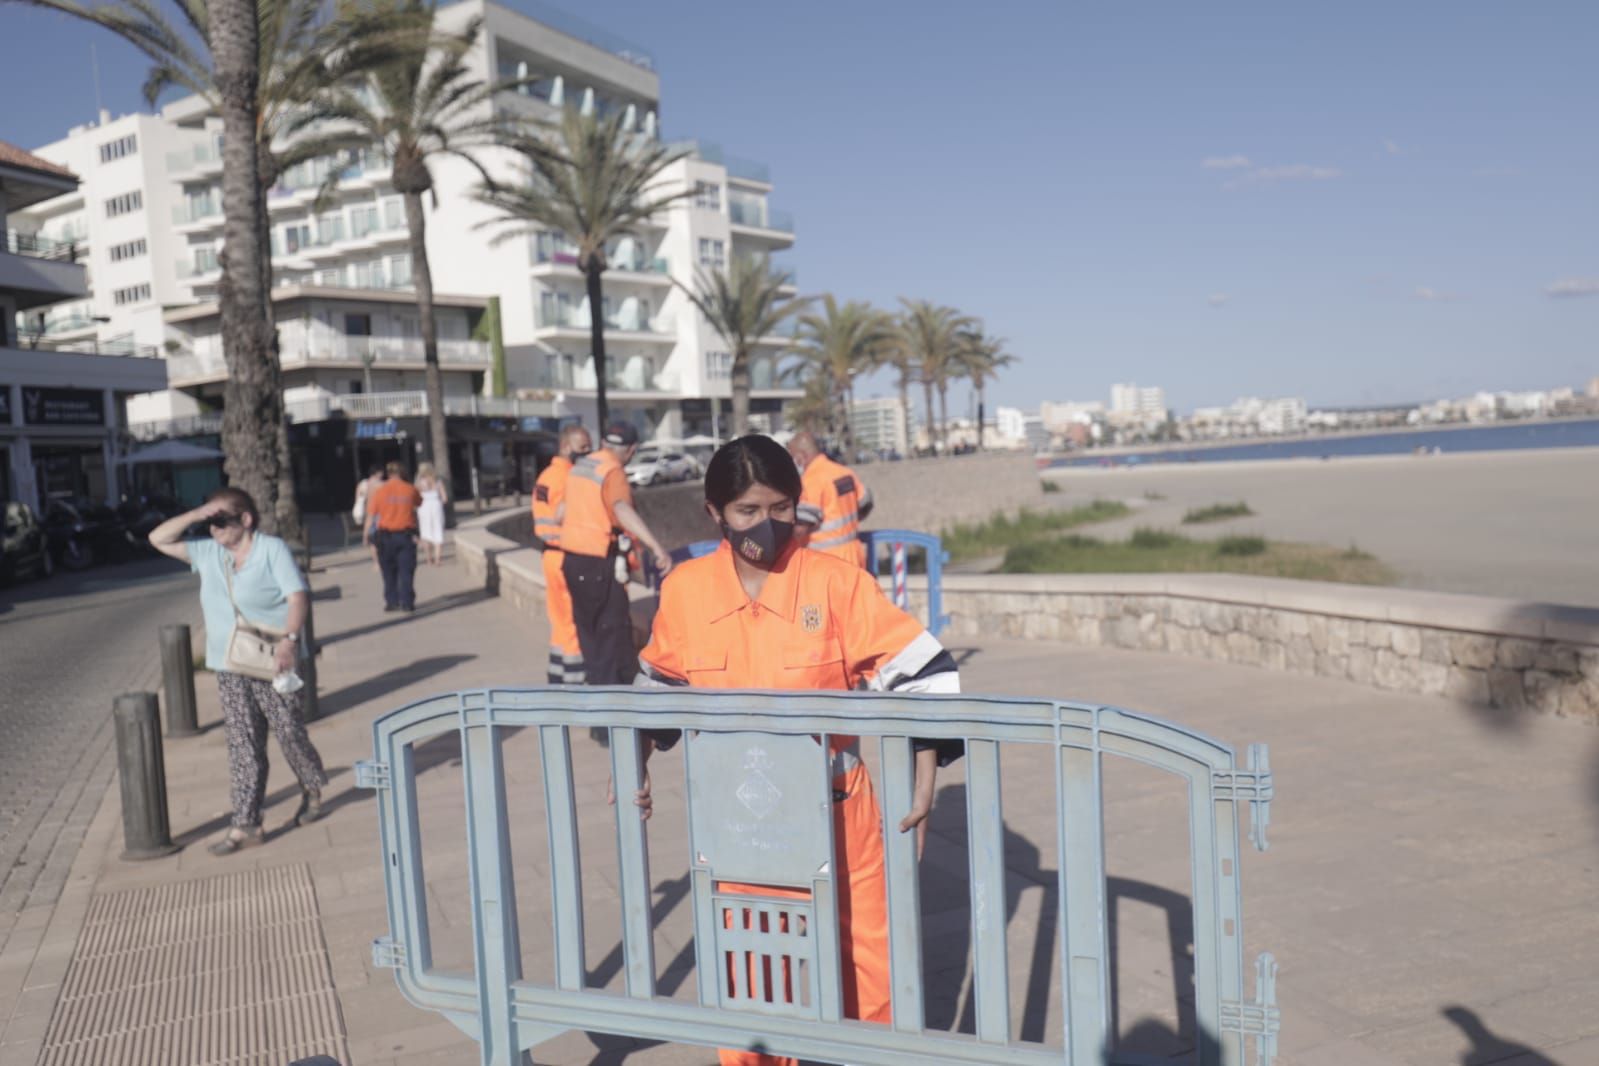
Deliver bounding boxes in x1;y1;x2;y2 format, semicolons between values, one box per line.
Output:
216;671;329;830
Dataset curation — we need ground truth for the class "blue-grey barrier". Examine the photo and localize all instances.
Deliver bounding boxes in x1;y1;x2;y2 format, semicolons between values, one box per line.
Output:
358;687;1279;1065
861;529;950;638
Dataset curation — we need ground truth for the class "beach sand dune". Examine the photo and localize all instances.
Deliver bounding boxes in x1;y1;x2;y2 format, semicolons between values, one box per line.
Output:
1043;445;1599;608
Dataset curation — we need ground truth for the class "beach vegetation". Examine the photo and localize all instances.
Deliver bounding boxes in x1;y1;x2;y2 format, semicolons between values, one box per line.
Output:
1182;501;1255;523
943;501;1130;561
1000;528;1393;584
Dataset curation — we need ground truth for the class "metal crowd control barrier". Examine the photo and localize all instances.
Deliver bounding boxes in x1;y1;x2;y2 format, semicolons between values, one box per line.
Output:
358;687;1279;1065
861;529;951;637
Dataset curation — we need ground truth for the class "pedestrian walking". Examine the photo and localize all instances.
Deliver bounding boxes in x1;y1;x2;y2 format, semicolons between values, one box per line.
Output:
559;423;672;685
415;461;448;566
532;424;591;683
352;463;385;570
148;488;328;855
367;461;423;612
625;434;962;1066
787;431;874;568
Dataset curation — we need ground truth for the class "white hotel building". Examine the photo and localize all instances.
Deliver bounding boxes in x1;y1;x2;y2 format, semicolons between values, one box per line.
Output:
10;0;799;504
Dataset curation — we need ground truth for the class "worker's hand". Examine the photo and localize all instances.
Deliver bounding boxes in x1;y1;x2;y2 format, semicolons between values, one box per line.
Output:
898;748;939;859
651;547;673;579
607;767;654;820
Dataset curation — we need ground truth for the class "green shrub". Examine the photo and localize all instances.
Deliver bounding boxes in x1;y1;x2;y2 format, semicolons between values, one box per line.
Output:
1216;534;1267;556
1129;527;1184;550
1041;479;1062;493
1182;501;1254;524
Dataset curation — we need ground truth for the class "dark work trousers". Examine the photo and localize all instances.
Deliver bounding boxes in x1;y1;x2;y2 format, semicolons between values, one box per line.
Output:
377;529;418;609
562;552;633;685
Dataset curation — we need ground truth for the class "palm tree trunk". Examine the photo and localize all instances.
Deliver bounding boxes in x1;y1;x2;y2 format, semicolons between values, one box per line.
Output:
976;378;987;450
586;265;609;430
843;381;857;458
404;191;450;498
257;139;302;545
896;370;911;456
938;381;950;451
921;378;936;453
730;346;752;436
212;0;279;525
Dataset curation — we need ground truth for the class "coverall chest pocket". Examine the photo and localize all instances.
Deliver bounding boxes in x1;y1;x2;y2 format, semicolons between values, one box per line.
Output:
782;635;847;689
684;646;729;686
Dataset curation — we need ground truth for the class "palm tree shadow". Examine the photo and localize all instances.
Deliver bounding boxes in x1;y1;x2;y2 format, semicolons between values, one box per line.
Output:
921;783;1206;1056
1444;1006;1563;1065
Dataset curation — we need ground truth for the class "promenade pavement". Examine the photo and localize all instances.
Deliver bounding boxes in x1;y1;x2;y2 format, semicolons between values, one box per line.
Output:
3;531;1597;1065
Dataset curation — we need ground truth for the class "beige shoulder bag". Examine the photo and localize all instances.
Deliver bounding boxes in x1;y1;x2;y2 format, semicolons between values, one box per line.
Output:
222;559;286;681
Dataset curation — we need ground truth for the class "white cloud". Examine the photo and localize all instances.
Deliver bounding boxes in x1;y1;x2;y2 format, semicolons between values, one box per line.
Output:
1546;278;1599;298
1207;293;1231;307
1201;155;1251;170
1223;163;1343;189
1413;287;1459;302
1384;139;1402;156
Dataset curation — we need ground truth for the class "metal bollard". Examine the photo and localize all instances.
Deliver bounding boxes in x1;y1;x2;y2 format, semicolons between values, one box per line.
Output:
159;624;201;737
113;692;181;860
300;599;321;722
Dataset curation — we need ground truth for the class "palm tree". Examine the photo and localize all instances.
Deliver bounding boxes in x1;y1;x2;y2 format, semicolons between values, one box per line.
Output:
290;0;534;495
896;299;975;453
676;253;811;436
790;296;891;456
956;329;1018;449
476;107;689;431
782;370;835;436
10;0;337;532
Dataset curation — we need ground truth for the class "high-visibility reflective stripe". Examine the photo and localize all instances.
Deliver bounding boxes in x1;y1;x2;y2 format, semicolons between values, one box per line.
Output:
868;630;958;693
811;531;859;550
814;512;858;533
796;504;824;526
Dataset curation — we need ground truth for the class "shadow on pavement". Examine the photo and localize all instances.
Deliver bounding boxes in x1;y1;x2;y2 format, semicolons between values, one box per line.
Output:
315;654;478;718
317;587;491;648
1443;1005;1562;1065
172;766;350;849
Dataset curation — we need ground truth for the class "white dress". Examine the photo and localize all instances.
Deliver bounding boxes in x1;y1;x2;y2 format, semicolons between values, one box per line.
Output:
418;487;445;545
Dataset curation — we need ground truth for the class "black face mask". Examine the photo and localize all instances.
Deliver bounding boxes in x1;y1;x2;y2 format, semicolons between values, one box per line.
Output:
722;515;794;570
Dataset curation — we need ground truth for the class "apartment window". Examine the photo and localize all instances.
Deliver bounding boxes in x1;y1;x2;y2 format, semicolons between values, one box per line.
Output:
706;351;731;379
351;204;379;238
317;267;344;287
382;198;404;231
98;134;138;163
282;223;311;254
192;246;219;274
344;313;372;336
694;181;722;210
112;283;151;306
387;253;412;287
108;238;147;262
697;238;725;269
104;190;143;218
317;212;344;244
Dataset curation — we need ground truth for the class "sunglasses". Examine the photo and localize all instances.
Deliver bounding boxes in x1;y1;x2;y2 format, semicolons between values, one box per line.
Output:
207;513;242;529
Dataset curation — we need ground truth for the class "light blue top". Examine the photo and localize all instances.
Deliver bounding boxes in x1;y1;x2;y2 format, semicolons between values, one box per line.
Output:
189;533;306;671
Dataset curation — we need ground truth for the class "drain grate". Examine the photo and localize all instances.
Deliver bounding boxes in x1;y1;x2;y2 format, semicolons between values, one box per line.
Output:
40;863;351;1066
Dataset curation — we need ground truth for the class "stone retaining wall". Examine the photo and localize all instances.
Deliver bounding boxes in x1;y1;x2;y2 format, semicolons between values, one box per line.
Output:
926;573;1599;721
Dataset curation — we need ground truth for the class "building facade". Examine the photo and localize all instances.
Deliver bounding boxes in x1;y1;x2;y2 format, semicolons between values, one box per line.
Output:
1;142;166;511
11;0;802;466
849;395;911;457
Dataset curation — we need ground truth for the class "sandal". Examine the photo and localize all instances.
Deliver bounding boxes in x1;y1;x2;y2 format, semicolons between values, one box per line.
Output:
208;828;264;856
294;788;324;827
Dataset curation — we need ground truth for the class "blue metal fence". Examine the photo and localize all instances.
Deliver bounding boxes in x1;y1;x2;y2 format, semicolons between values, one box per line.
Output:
358;687;1278;1065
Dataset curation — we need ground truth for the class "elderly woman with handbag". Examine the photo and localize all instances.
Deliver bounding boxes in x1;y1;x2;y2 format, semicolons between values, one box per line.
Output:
149;486;328;855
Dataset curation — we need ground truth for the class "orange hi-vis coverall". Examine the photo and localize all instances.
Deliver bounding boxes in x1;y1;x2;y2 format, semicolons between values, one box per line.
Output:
795;453;872;568
532;455;582;684
637;540;961;1066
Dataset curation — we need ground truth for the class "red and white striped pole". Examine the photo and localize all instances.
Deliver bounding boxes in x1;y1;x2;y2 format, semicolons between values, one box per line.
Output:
892;542;908;610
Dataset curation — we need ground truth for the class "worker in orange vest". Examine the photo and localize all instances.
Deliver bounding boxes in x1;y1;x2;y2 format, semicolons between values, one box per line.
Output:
559;422;673;685
624;434;962;1066
366;460;423;612
532;424;591;684
787;431;874;568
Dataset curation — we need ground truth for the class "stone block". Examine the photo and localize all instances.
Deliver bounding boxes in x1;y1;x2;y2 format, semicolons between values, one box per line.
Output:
1203;602;1232;635
1390;625;1422;658
1327;617;1351;656
1068;595;1099;619
1495;638;1539;670
1169;599;1199;627
1373;649;1410;691
1487;667;1526;710
1522;669;1565;715
1112;616;1141;648
1262;641;1288;671
1287;612;1311;637
1313;652;1347;678
1417;661;1450;697
1364;622;1393;651
1285;635;1316;672
1444;666;1490;705
1419;629;1452;665
1346;618;1367;646
1256;609;1284;643
1347;647;1375;685
1138;611;1163;649
1307;614;1330;653
1559;683;1599;722
1226;632;1262;665
1449;633;1496;669
1534;643;1579;675
1074;617;1102;646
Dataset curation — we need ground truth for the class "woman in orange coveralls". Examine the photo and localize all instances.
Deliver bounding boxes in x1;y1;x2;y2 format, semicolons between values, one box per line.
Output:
623;434;963;1066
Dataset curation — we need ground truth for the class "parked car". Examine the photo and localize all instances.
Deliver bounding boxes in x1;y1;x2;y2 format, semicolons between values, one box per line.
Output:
626;447;699;487
0;501;54;585
42;496;137;571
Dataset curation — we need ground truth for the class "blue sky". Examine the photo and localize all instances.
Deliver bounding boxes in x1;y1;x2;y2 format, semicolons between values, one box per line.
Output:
3;1;1596;413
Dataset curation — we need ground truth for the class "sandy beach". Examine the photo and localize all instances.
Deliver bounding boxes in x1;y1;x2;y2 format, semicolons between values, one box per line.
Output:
1041;445;1599;608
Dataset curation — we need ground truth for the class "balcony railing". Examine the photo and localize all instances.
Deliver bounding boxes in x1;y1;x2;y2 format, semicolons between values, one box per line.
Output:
670;140;770;184
127;414;224;441
166;137;223;173
31;336;161;359
728;201;795;234
5;230;82;262
283;391;563;424
535;305;669;334
526;356;679;394
166;336;489;381
173;198;222;226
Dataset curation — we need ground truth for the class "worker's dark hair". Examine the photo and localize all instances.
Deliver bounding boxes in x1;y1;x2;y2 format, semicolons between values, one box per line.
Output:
205;486;259;528
704;434;802;511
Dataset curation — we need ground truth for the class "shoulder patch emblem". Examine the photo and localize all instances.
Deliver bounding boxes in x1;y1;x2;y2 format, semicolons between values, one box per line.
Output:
834;475;856;496
534;484;550;503
801;604;823;633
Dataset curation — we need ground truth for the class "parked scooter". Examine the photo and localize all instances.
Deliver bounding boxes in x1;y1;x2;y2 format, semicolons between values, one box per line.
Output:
42;497;135;571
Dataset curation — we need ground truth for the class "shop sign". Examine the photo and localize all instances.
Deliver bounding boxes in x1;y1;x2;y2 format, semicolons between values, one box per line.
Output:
354;418;402;440
21;387;104;427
